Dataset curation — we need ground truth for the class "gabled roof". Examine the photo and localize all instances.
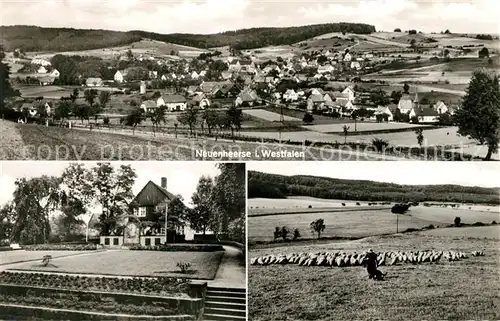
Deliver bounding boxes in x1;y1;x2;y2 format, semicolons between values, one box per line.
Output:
309;94;324;103
130;180;176;207
413;107;439;117
86;77;102;84
141;100;157;108
161;94;187;103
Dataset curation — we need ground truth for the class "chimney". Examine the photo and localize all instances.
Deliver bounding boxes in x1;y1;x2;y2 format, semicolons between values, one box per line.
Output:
161;177;167;189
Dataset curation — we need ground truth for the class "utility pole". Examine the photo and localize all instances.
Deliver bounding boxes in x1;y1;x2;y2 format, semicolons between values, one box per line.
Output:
396;214;399;234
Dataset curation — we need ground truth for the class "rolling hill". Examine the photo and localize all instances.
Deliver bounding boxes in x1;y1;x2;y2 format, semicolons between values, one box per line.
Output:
0;23;376;53
247;171;500;204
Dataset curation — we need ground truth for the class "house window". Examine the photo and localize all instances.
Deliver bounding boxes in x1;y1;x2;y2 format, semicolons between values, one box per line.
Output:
160;227;166;235
137;207;147;217
155;238;161;245
104;238;110;245
145;238;151;246
113;238;119;245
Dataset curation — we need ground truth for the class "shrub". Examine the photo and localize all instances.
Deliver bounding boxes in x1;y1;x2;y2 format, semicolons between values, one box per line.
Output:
129;244;223;252
176;262;192;274
472;222;485;227
392;203;411;214
454;216;461;227
372;138;389;152
103;117;110;125
293;228;301;240
426;224;435;229
308;205;312;208
356;202;361;206
492;221;497;225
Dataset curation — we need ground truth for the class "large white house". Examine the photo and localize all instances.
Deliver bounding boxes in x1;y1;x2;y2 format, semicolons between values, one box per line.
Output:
157;94;187;111
114;70;127;83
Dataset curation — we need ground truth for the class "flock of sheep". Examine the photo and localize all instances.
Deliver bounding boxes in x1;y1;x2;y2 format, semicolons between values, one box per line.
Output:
250;250;486;267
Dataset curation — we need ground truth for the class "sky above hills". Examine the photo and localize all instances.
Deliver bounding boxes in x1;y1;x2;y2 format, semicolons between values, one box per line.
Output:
0;162;221;207
0;0;498;35
248;162;500;188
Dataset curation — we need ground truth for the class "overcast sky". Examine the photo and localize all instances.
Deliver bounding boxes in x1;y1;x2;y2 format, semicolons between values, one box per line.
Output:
248;162;500;188
0;161;222;207
0;0;498;35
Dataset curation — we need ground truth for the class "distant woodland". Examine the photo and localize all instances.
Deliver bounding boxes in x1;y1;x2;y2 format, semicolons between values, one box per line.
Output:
0;23;376;52
247;171;500;205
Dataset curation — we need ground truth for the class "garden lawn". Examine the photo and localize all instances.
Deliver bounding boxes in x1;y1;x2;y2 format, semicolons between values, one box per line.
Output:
11;250;224;279
249;233;500;321
243;109;302;122
0;250;91;266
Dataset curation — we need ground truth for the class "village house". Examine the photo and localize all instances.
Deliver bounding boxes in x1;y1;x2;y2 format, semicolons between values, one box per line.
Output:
37;66;47;74
191;93;210;109
114;70;127;83
342;86;356;102
374;105;396;121
38;76;56;86
157;94;187;111
409;107;440;123
49;69;60;78
307;94;325;111
148;71;158;79
310;88;325;96
191;71;200;80
398;95;414;114
283;89;299;102
433;101;448;114
343;52;352;62
100;177;207;247
31;58;51;66
86;77;103;87
140;100;157;113
318;64;335;74
350;61;362;70
235;90;261;107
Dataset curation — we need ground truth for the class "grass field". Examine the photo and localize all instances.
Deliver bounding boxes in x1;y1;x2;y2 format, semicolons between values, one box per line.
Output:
243;109;302;122
420;225;500;238
9;250;224;279
32;39;208;60
248;197;385;211
248;197;499;243
0;250;93;266
1;122;394;161
249;231;500;321
303;122;426;133
248;209;439;243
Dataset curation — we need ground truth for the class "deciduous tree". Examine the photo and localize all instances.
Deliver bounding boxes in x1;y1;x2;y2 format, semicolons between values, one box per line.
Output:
453;70;500;160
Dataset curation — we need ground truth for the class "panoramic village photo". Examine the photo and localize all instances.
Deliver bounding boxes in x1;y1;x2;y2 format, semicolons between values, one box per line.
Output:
0;161;246;320
0;0;499;160
247;162;500;321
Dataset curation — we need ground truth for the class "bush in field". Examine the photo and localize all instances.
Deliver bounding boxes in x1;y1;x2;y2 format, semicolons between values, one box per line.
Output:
293;228;301;240
392;203;411;214
281;226;290;241
176;262;192;274
103;117;110;125
454;216;461;227
372;138;389;152
303;112;314;124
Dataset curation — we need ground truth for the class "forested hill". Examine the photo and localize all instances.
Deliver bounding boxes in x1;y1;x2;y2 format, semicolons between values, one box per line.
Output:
248;171;500;205
0;23;375;52
131;23;376;50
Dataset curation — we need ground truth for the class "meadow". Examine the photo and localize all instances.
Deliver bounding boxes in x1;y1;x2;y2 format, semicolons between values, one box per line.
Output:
9;250;224;279
248;196;499;243
0;250;94;266
243;109;302;122
248;230;500;321
3;122;390;161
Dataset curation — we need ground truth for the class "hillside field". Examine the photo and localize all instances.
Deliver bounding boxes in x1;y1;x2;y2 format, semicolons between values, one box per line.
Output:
249;230;500;321
248;197;499;243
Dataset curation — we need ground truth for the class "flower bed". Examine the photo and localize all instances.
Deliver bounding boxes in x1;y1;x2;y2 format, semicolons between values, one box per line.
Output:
129;244;224;252
0;293;181;316
0;271;189;297
24;244;98;251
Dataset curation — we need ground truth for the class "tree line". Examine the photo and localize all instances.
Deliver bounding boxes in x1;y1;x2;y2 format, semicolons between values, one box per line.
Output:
248;171;500;204
0;163;245;245
1;23;376;52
